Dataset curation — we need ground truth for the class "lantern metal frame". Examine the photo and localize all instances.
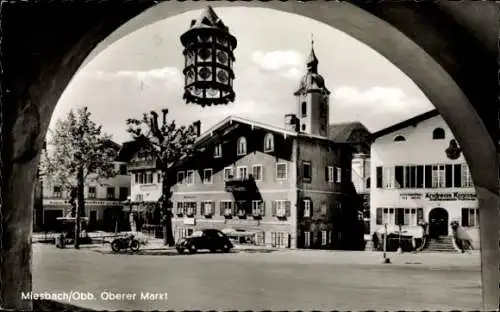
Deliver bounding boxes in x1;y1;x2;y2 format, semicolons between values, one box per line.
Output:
180;8;237;107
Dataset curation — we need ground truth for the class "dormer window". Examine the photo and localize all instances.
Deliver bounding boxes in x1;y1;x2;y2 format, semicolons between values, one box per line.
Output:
432;128;445;140
394;135;406;142
214;143;222;158
264;133;274;152
237;136;247;156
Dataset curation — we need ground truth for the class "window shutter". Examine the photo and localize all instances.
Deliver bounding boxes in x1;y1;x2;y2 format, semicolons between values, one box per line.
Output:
395;208;404;226
376;208;382;225
416;166;424;188
333;167;338;182
261;201;266;216
200;203;205;216
417;208;424;224
454;164;462;187
445;165;453;187
285;201;291;217
211;201;215;215
219;202;224;216
232;202;237;215
376;167;383;188
261;167;265;181
395;166;404;188
272;201;277;216
461;208;469;226
325;167;329;182
135;173;138;183
310;200;314;217
424;166;432;188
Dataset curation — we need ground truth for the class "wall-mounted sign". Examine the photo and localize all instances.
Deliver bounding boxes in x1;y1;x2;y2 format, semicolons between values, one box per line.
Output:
183;217;196;225
225;219;259;226
183;195;196;199
43;199;121;206
425;192;476;201
400;193;423;200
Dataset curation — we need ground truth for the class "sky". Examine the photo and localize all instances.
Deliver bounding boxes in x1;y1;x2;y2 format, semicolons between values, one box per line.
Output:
50;7;434;145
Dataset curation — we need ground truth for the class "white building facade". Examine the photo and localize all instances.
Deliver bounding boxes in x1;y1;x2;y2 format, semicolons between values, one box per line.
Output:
369;110;479;248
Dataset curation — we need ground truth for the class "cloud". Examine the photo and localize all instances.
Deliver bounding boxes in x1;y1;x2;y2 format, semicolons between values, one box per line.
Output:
251;50;304;79
92;66;184;88
334;86;414;112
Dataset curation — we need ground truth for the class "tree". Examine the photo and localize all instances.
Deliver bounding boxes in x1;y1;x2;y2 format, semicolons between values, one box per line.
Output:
41;107;118;248
126;109;198;246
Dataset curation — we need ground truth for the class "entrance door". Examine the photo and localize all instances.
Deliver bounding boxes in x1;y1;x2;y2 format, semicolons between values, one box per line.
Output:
428;207;449;237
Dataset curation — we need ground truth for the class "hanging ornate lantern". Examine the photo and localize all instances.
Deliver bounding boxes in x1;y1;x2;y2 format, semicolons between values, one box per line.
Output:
180;6;237;107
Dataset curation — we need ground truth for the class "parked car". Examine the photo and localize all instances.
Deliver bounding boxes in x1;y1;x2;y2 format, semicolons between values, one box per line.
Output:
176;229;233;254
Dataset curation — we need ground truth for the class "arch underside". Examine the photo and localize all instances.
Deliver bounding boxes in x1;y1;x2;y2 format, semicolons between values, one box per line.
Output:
1;1;498;310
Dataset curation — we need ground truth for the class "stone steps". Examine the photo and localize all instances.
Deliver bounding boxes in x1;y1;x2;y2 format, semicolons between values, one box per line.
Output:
423;236;457;252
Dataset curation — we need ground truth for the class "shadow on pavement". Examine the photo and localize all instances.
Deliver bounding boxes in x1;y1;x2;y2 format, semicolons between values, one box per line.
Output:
34;299;95;311
93;248;277;256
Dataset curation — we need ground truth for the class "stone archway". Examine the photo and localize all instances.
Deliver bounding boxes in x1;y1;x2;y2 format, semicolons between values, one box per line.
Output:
1;1;499;310
428;207;449;237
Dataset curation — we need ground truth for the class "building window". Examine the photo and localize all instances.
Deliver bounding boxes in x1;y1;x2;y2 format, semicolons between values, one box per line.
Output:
335;167;342;183
119;164;127;175
157;172;162;184
220;201;234;217
303;161;312;182
184;202;197;217
376;167;383;188
383;167;395;188
326;166;334;182
53;186;62;198
119;187;128;201
431;165;446;188
252;165;263;181
394;135;406;142
186;170;195;185
264;133;274;152
237;166;248;179
88;187;96;199
461;164;473;187
271;232;289;248
203;168;213;184
303;199;311;218
237;137;247;156
273;200;291;218
201;201;214;217
320;201;327;216
365;177;371;189
255;232;265;245
236;200;249;217
214;143;222;158
106;187;115;199
135;194;143;202
304;231;311;248
301;101;307;117
376;208;423;225
177;171;185;184
223;167;234;181
462;208;479;227
276;163;288;180
301;124;306;131
321;231;328;246
252;200;265;216
432;128;446;140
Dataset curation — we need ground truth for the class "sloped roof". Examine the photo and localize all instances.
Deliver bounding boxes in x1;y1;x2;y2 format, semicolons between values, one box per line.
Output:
115;140;141;163
369;109;439;140
328;121;371;143
190;6;227;30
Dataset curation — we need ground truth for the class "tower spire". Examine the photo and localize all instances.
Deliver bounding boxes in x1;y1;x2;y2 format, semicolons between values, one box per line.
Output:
306;34;318;73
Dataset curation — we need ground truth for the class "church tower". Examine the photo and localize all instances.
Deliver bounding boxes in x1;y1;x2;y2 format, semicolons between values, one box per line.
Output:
293;38;331;137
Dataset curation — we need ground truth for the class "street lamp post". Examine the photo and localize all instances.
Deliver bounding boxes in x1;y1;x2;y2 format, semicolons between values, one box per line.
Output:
382;223;391;264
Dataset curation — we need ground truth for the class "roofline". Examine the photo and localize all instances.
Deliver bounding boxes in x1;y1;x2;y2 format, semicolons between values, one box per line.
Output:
369;109;439;140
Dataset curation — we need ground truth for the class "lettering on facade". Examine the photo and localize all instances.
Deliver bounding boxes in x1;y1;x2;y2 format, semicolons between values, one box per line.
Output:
183;218;196;225
225;219;260;226
425;192;476;201
183;195;196;199
400;193;423;200
42;199;121;206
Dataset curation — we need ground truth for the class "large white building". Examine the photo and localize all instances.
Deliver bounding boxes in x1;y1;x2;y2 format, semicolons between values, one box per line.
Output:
369;109;479;249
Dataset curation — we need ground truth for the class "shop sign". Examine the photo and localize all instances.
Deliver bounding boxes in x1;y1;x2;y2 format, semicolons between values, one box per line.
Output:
400;193;423;200
425;192;476;201
183;217;196;225
43;199;66;205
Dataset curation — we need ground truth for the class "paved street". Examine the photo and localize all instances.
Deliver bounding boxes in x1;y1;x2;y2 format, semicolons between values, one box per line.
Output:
33;244;481;311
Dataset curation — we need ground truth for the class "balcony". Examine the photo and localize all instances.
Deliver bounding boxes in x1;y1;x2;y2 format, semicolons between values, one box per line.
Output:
225;175;256;193
128;159;158;171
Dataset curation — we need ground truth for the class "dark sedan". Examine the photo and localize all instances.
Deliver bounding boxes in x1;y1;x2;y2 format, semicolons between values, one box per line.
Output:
175;229;233;254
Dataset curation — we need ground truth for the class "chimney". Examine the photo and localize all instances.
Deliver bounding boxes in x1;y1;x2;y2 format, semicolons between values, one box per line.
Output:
193;120;201;137
284;114;299;132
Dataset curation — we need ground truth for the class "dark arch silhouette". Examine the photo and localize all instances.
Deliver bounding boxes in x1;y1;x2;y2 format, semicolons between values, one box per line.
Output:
394;135;406;142
432;127;446;140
